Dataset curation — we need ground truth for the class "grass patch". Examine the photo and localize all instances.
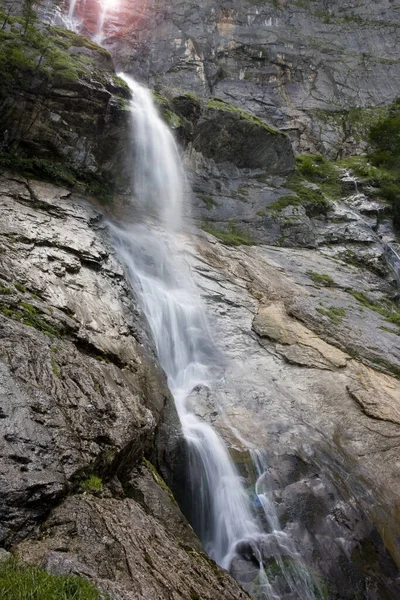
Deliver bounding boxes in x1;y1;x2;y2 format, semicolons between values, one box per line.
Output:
0;557;106;600
198;194;220;210
0;300;60;337
206;97;285;136
80;475;103;494
51;358;60;378
316;306;346;325
268;154;341;216
201;222;254;246
347;290;400;329
0;284;13;294
306;271;335;287
14;282;27;293
295;154;342;199
267;185;329;216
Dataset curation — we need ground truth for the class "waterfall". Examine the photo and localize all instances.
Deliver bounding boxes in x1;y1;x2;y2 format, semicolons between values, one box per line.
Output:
109;75;321;599
109;73;261;570
60;2;321;595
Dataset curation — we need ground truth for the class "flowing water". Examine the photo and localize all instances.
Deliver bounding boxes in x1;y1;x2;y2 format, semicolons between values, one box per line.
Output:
109;75;320;598
61;5;321;597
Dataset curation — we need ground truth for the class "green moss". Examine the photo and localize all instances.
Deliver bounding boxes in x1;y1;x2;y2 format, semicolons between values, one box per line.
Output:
0;300;60;337
201;223;254;246
206;97;285;136
267;185;329;216
50;26;111;57
142;458;179;507
51;358;60;378
14;282;26;293
316;306;346;325
0;152;77;186
81;475;103;494
237;186;249;197
0;284;12;294
151;90;169;107
164;109;182;129
198;194;219;210
0;557;107;600
256;210;266;216
346;290;400;329
306;271;335;287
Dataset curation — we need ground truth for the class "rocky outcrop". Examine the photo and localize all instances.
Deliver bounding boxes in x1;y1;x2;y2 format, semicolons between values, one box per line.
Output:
94;0;400;156
0;171;249;598
0;19;131;196
182;230;400;597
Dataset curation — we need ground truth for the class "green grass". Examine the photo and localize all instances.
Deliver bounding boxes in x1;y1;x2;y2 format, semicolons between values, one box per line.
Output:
316;306;346;325
306;271;335;287
0;285;12;294
347;290;400;329
268;154;341;216
0;557;107;599
267;185;329;216
198;194;220;210
201;223;254;246
51;358;60;378
80;475;103;494
14;282;27;293
0;300;60;337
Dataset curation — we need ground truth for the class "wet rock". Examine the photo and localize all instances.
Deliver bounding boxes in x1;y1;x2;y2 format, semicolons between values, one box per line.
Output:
0;172;172;545
15;494;248;600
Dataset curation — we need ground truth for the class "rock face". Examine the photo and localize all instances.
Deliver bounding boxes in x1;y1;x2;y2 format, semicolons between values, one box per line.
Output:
96;0;400;156
0;171;248;599
183;231;400;598
0;19;131;195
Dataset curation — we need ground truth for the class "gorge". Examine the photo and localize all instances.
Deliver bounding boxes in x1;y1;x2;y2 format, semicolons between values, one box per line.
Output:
0;0;400;599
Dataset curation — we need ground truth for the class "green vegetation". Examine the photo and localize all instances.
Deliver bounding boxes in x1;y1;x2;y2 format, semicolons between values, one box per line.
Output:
306;271;335;287
81;474;103;494
0;153;77;186
0;300;60;337
0;10;118;90
347;290;400;330
366;98;400;229
142;458;179;506
0;284;12;294
207;97;285;136
316;305;346;325
0;557;106;600
14;282;27;293
337;98;400;230
201;222;254;246
198;194;219;210
268;154;341;216
267;185;329;216
50;358;60;378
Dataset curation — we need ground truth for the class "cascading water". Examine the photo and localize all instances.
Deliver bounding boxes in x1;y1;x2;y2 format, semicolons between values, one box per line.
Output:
60;4;321;597
110;73;262;570
110;75;320;599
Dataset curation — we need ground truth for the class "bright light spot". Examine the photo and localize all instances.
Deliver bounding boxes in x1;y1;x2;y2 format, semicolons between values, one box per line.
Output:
101;0;119;9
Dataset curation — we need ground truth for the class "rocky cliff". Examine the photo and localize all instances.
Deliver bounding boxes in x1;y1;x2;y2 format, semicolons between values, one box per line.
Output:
0;0;400;599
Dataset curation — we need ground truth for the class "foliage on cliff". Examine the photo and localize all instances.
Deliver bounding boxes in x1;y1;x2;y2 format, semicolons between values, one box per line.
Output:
367;98;400;229
0;557;107;600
